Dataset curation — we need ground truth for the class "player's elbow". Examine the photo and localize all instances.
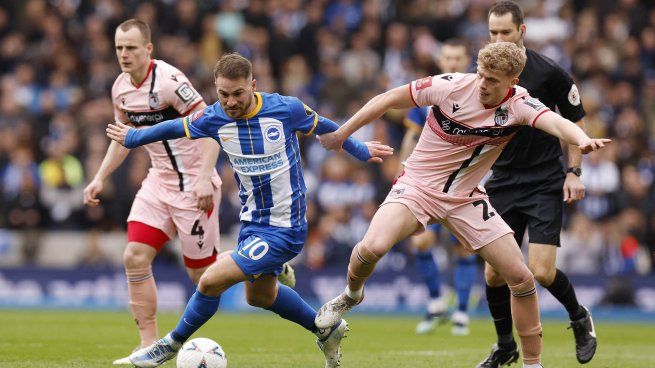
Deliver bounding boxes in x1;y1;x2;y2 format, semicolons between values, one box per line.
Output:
366;89;395;111
381;89;403;109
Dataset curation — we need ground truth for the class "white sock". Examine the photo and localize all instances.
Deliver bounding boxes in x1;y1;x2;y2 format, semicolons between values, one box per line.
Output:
345;286;362;301
427;297;446;314
164;333;183;349
523;364;542;368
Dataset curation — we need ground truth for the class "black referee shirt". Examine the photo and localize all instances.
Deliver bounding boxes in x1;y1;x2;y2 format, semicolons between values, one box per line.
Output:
486;48;586;187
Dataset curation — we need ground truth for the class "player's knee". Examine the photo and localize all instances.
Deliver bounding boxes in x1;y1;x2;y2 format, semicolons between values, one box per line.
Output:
529;263;555;286
412;237;432;251
198;271;221;295
186;267;207;285
245;289;276;308
123;243;153;269
507;273;536;298
498;254;535;286
358;237;388;262
484;264;505;287
454;244;473;257
353;242;383;266
410;230;436;252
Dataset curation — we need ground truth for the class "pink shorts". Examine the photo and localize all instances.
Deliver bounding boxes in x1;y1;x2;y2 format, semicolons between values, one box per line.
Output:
128;174;221;266
382;176;513;251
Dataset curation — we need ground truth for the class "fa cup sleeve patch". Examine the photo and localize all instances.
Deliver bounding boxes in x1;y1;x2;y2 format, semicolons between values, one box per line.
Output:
175;83;199;105
568;84;581;106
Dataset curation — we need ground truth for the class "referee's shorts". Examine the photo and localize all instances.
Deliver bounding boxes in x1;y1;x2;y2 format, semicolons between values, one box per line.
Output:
486;173;565;247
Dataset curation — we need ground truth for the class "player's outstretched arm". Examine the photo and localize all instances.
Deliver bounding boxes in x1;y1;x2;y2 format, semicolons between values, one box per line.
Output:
563;118;587;203
313;115;394;163
318;85;415;151
106;119;186;148
534;111;611;154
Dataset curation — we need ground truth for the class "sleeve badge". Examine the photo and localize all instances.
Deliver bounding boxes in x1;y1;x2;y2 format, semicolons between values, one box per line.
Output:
568;84;581;106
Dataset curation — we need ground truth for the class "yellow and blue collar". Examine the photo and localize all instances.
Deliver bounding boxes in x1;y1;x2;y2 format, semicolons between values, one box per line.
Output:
241;92;263;119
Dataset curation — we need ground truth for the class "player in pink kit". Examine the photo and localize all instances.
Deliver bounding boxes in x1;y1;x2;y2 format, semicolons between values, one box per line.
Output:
82;19;221;364
314;42;610;368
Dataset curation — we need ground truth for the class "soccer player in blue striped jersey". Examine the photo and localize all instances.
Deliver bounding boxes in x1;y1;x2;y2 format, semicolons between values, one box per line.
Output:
399;40;479;336
107;53;393;368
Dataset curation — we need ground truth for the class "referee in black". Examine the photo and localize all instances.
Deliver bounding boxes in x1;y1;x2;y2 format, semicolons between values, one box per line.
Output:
477;2;597;367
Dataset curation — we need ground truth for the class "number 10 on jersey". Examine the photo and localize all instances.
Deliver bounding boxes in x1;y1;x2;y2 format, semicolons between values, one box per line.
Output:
238;237;269;261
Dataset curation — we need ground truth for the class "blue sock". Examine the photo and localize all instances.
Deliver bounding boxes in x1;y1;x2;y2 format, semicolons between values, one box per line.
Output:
266;285;318;332
415;250;441;298
454;255;478;312
171;290;221;342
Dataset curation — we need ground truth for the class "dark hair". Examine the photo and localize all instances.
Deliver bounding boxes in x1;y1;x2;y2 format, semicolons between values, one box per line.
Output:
116;19;151;43
443;39;469;53
488;1;524;27
213;53;252;80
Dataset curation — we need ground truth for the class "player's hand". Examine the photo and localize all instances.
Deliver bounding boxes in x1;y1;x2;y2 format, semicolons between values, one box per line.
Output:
563;173;585;204
277;263;296;288
106;121;131;146
365;141;394;163
194;178;214;211
579;138;611;154
83;179;103;207
317;131;346;151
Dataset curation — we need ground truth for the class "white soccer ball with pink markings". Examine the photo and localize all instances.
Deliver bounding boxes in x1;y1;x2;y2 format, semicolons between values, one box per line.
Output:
176;338;227;368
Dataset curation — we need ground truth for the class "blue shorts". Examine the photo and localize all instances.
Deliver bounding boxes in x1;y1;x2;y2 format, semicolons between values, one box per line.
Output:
427;223;442;233
231;222;307;282
426;223;458;243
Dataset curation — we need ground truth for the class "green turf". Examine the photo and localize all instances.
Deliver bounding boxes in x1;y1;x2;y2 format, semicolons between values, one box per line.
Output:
0;310;652;367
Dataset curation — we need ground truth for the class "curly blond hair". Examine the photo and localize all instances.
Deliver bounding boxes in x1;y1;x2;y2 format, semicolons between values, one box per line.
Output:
477;42;526;77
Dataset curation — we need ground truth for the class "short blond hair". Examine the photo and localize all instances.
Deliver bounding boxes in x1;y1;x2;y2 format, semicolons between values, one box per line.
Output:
477;42;526;77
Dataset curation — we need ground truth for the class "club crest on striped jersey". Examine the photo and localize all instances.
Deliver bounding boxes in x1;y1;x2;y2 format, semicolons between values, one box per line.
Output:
264;124;283;143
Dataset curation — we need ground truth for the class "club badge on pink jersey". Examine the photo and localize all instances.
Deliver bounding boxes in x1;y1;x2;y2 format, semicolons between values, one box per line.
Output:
149;92;159;109
494;108;509;126
415;77;433;90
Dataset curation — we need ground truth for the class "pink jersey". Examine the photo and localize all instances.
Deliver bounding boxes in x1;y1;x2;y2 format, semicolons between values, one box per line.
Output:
112;59;220;191
405;73;550;197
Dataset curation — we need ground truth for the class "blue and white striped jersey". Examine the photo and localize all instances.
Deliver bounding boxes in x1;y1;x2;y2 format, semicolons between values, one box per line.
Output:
182;92;317;228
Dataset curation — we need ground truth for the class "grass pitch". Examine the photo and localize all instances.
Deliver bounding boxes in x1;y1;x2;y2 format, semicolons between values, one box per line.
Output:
0;310;653;367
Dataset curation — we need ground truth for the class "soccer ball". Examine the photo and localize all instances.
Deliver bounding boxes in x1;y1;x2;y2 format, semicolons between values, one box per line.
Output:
176;338;227;368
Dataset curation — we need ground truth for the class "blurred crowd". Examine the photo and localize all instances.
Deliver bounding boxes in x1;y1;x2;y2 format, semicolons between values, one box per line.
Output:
0;0;654;275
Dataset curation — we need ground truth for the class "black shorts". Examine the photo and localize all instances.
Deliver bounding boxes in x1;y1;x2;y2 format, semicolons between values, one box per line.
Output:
486;174;564;247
